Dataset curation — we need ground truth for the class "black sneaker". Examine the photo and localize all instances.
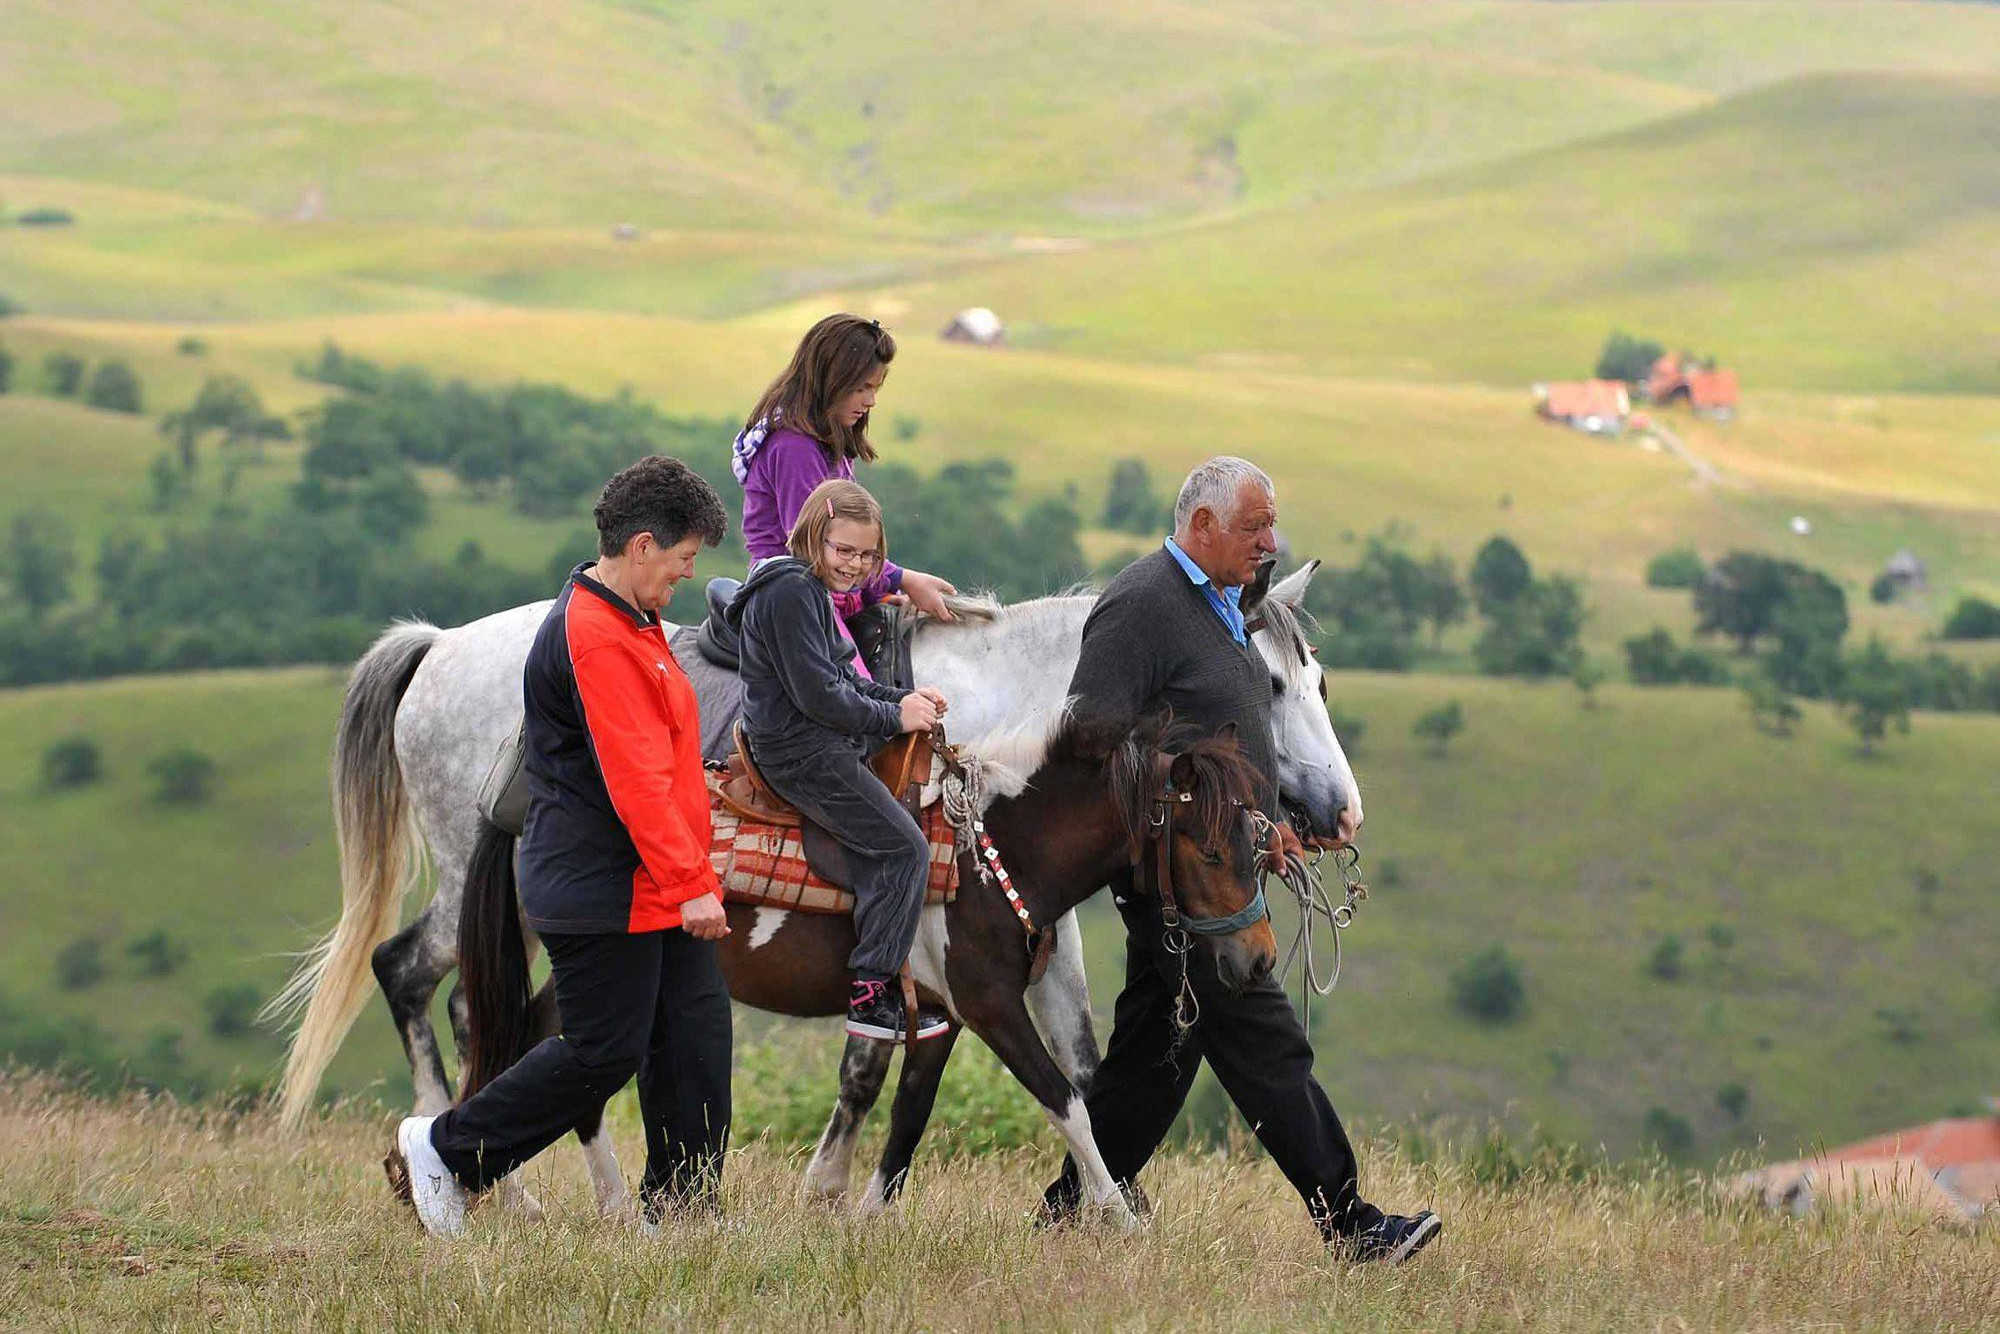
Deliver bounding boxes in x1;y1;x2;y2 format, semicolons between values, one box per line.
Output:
846;978;950;1042
1342;1211;1442;1265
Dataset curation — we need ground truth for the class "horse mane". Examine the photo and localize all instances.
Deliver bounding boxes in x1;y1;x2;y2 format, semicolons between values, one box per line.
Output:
1253;591;1318;685
1038;710;1262;854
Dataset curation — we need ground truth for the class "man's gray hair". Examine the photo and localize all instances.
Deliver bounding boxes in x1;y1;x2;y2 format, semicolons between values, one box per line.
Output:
1173;456;1274;533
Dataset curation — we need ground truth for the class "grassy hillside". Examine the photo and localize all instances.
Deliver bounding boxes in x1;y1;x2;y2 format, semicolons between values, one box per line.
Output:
9;310;1996;665
9;0;1999;232
4;666;1995;1161
866;72;2000;391
8;1077;1995;1333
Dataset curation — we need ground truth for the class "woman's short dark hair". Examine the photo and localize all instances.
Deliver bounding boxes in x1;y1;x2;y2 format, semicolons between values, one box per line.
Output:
593;456;730;557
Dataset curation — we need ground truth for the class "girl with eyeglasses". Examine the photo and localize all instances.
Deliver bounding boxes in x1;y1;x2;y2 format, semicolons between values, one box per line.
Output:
722;480;952;1043
732;314;961;680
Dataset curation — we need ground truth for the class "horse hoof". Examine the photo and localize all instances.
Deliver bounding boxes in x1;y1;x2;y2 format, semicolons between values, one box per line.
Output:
504;1188;546;1221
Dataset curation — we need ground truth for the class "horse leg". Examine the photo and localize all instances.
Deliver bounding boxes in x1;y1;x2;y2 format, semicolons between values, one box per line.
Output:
575;1099;636;1222
801;1035;895;1207
956;989;1139;1231
370;905;457;1115
1024;909;1102;1093
856;1024;960;1216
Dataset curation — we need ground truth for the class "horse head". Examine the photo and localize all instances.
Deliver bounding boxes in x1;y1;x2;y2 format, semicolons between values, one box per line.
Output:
1113;718;1278;994
1244;560;1362;846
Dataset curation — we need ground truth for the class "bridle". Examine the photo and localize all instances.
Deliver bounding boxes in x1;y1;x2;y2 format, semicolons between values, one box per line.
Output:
1136;754;1274;1038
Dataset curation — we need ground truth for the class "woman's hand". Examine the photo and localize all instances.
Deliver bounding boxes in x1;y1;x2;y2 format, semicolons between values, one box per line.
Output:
898;569;958;622
679;892;731;940
899;691;941;733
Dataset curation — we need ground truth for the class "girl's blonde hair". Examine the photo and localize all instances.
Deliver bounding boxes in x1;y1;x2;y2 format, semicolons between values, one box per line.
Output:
787;479;886;581
746;313;896;464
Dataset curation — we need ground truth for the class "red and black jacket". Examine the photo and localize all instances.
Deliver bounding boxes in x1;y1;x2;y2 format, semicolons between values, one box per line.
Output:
515;565;719;935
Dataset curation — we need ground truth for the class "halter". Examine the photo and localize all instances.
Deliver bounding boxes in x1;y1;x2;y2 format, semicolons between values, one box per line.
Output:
1138;756;1273;1038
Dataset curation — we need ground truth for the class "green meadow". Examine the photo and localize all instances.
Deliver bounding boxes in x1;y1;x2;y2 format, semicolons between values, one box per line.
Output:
3;0;1999;1192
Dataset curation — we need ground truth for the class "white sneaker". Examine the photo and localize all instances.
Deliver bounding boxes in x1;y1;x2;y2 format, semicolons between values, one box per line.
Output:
396;1115;469;1237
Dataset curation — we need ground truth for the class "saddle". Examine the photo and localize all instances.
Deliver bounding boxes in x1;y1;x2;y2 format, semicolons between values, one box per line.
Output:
717;721;930;828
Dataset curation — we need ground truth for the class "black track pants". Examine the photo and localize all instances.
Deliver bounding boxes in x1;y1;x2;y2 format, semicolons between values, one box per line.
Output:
430;928;732;1206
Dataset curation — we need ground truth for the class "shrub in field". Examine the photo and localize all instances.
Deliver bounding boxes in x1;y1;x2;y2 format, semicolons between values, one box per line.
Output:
41;735;102;789
1716;1082;1749;1120
42;351;85;397
1450;945;1524;1022
85;359;144;414
1837;637;1911;755
0;342;12;394
1595;330;1664;385
1941;595;2000;641
1470;535;1531;615
1874;1006;1920;1045
1413;700;1465;756
5;507;75;616
204;984;264;1038
126;930;188;978
16;208;76;227
1328;710;1366;755
56;936;106;990
148;747;216;804
1642;1107;1694;1157
176;336;209;356
1644;934;1685;981
1646;548;1705;589
1743;673;1802;736
1626;627;1731;686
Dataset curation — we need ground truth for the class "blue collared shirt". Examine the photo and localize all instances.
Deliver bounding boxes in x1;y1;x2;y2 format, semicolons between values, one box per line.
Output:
1163;537;1246;644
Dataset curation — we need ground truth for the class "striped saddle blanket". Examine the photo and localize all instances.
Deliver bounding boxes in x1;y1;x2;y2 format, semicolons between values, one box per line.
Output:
705;770;959;915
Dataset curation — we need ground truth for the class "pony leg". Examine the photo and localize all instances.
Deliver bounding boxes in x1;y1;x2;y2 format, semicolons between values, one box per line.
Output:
801;1035;895;1206
575;1100;635;1222
1024;909;1101;1092
489;979;559;1221
857;1024;960;1216
370;909;456;1115
957;992;1138;1231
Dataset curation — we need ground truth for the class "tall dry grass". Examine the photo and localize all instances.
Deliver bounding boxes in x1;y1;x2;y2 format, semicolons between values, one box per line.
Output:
2;1075;1992;1332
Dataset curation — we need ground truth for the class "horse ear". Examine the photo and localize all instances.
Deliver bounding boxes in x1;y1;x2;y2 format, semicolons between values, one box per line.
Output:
1240;559;1279;617
1269;558;1320;607
1169;749;1198;789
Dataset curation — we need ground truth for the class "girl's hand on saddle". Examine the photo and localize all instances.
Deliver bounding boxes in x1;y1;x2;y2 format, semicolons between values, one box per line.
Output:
679;892;731;940
916;686;948;717
898;569;958;622
899;690;942;733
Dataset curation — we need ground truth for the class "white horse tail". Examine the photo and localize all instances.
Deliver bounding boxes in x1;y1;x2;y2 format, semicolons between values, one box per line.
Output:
267;619;442;1127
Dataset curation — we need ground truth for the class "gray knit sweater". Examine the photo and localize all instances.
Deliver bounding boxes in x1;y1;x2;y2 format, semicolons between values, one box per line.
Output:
1068;546;1277;812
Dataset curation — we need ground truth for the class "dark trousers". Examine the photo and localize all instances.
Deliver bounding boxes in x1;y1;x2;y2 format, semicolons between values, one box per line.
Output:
759;743;929;979
1044;887;1384;1240
430;928;732;1208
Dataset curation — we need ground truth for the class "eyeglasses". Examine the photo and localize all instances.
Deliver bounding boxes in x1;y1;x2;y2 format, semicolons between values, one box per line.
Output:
823;538;883;568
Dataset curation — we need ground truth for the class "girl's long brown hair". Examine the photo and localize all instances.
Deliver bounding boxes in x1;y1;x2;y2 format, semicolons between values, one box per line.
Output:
787;479;886;583
746;314;896;464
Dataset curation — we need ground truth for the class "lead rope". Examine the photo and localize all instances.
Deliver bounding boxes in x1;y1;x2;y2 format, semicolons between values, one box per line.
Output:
1273;844;1368;1031
934;731;1052;976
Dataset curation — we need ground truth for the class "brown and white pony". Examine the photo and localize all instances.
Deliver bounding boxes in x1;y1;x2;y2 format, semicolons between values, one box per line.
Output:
455;712;1275;1227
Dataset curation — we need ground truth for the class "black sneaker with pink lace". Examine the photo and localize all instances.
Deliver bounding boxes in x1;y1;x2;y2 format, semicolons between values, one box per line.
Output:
846;976;951;1042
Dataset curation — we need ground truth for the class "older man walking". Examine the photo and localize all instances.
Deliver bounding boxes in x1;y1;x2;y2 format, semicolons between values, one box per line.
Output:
1041;456;1440;1264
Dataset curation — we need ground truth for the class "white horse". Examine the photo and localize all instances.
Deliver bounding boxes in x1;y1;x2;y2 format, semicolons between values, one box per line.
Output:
270;561;1357;1215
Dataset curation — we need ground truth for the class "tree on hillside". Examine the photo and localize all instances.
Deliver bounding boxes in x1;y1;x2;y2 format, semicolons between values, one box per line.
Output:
1412;700;1465;757
1836;637;1911;755
1474;575;1584;678
1416;551;1467;646
1624;627;1730;686
1595;330;1665;385
3;508;75;616
1694;552;1848;666
1645;547;1705;590
1102;458;1163;534
1470;536;1531;615
1742;673;1802;737
160;374;287;472
0;342;13;394
43;351;85;398
84;360;143;414
1941;595;2000;641
1571;657;1607;709
356;468;430;544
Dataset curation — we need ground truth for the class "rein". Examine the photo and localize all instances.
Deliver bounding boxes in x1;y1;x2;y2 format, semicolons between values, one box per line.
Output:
931;730;1058;985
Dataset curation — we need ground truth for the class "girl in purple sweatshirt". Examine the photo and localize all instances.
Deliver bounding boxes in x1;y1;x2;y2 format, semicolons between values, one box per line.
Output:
732;314;959;642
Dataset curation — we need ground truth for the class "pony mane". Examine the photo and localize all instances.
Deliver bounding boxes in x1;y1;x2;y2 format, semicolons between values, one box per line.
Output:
1036;711;1262;853
1253;591;1319;686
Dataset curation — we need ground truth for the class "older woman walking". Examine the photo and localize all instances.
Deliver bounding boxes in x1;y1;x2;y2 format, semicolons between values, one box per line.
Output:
390;456;733;1237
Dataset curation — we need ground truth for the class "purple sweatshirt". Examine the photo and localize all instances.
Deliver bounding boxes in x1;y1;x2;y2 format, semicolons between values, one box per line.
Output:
739;428;903;604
